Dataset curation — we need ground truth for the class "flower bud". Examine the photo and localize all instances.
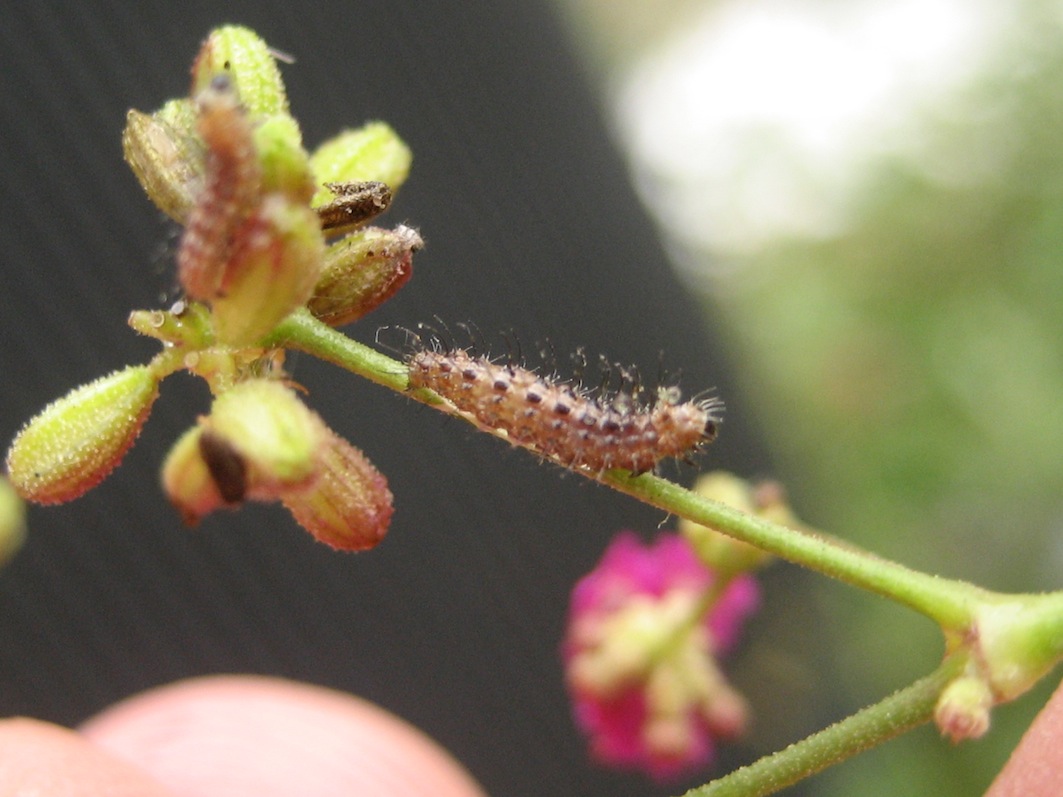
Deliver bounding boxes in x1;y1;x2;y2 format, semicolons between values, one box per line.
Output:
254;115;313;203
122;100;201;223
282;430;393;551
190;25;289;117
307;225;421;327
679;472;779;576
160;426;229;525
0;477;26;565
204;379;325;497
6;366;160;504
935;674;992;742
210;195;325;345
309;122;412;207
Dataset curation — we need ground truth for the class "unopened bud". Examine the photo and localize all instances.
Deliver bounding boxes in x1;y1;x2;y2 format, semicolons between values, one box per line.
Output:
935;674;992;742
204;379;325;497
190;25;289;117
0;478;26;565
210;195;325;345
679;472;775;575
254;115;312;202
161;426;229;524
122;100;201;223
307;225;421;327
6;366;160;504
309;122;412;207
282;430;393;551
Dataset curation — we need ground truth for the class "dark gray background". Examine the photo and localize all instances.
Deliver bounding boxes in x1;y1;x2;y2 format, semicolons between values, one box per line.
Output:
0;3;780;795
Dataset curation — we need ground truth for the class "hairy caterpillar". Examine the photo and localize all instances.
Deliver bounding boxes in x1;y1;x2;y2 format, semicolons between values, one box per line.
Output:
404;339;722;475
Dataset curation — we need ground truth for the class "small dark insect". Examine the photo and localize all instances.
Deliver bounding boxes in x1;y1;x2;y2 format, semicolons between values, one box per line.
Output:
316;181;392;236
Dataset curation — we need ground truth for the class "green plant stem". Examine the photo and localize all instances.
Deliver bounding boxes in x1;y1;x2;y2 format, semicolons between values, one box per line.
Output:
680;656;966;797
602;471;982;629
268;310;985;630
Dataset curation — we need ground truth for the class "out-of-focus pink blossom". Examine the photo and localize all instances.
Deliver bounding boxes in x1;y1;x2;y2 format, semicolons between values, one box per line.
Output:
563;531;759;781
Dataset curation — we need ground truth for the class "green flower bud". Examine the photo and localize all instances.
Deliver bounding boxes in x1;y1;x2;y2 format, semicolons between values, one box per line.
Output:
211;195;325;345
0;477;26;565
204;379;325;497
122;100;201;223
308;225;422;327
282;430;393;551
254;115;313;203
190;26;289;118
6;366;160;504
160;425;229;525
309;122;412;207
678;472;776;576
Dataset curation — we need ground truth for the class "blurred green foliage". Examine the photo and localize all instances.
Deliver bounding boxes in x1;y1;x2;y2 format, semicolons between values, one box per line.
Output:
558;1;1063;794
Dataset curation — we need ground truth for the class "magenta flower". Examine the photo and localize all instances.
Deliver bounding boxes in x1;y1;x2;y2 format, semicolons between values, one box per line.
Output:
563;531;759;781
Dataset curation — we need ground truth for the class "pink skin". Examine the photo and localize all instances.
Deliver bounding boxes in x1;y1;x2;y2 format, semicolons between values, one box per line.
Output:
985;679;1063;797
0;673;1056;793
0;676;487;797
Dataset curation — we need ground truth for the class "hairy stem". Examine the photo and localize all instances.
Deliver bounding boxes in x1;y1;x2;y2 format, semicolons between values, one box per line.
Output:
268;310;986;629
680;656;965;797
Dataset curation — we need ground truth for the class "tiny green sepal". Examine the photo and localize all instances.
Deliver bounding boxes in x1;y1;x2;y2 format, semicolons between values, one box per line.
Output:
6;366;160;504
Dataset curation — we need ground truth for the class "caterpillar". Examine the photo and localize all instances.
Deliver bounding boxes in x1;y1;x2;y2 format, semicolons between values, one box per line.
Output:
404;339;722;475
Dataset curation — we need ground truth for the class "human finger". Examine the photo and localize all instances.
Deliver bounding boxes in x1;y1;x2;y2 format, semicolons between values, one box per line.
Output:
80;674;489;797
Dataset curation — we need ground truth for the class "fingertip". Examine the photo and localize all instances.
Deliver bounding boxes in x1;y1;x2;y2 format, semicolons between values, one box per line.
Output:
81;675;489;797
986;679;1063;796
0;717;174;796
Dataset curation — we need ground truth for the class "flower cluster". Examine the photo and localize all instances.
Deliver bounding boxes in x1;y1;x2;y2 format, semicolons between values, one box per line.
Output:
563;531;760;781
4;26;420;551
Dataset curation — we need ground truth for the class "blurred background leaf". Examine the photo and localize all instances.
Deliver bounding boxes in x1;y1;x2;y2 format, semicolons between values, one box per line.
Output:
554;0;1063;794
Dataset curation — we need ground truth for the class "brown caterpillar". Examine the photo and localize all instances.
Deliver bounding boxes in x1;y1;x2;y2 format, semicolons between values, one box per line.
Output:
177;74;261;301
405;342;722;475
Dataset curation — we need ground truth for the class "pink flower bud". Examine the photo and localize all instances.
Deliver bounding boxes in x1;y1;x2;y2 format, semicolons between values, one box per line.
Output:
282;430;393;551
6;366;160;504
307;225;421;327
935;674;992;742
210;195;325;345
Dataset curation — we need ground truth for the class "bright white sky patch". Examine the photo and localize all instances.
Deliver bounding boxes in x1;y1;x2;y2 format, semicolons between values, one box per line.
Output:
616;0;1005;262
